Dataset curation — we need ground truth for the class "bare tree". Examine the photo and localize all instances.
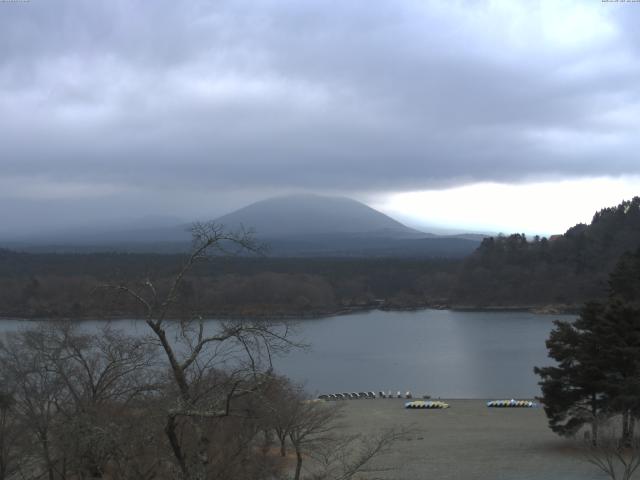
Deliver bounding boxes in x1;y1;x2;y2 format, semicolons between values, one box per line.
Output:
285;396;406;480
0;326;71;480
308;428;408;480
583;417;640;480
51;323;158;477
0;222;395;480
288;399;343;480
101;222;300;480
0;322;158;479
261;374;303;458
0;390;23;480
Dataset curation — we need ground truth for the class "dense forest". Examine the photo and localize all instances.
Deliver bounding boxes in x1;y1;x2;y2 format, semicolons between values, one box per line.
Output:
0;253;458;318
1;197;639;319
456;196;640;307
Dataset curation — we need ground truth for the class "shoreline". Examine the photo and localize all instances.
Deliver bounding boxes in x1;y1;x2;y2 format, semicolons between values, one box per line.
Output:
0;303;580;322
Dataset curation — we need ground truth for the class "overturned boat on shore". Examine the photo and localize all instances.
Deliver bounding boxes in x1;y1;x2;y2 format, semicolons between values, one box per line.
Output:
487;399;536;408
405;400;449;409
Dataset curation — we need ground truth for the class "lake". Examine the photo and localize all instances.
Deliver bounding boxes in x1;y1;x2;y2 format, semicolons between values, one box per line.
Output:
0;309;571;399
277;309;570;398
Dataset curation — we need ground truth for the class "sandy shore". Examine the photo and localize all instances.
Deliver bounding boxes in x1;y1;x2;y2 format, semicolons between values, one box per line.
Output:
334;399;603;480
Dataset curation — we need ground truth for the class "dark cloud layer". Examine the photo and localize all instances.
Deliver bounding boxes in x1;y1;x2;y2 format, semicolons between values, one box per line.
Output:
1;0;639;232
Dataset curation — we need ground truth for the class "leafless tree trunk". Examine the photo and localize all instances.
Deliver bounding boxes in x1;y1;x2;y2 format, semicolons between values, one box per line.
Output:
583;417;640;480
294;444;304;480
287;399;341;480
0;321;159;479
0;327;70;480
0;391;23;480
101;222;300;480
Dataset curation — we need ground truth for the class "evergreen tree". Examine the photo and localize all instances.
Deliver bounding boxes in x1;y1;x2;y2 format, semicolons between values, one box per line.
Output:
534;302;608;443
536;248;640;445
609;248;640;307
597;300;640;445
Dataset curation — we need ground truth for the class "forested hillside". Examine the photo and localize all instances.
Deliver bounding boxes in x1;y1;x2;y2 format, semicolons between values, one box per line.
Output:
0;252;458;318
455;197;640;307
1;198;639;319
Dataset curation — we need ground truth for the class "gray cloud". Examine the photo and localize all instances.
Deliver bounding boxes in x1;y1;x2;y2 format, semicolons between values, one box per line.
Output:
1;0;639;232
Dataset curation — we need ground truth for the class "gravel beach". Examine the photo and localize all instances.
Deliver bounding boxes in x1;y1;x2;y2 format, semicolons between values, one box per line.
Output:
335;399;604;480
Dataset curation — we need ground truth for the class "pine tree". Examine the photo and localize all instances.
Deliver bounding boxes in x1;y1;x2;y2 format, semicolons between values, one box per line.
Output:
597;301;640;445
534;302;608;443
535;248;640;445
609;248;640;307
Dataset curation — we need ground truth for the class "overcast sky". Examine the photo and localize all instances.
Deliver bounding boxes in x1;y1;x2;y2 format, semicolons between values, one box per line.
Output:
1;0;639;237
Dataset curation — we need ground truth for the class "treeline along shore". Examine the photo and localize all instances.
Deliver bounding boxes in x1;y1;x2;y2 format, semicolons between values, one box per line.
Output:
1;197;640;320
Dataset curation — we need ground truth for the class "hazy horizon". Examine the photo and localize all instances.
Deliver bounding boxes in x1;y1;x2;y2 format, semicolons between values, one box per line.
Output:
3;190;638;243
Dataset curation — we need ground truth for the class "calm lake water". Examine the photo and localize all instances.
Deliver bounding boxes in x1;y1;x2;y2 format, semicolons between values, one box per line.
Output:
277;309;571;399
0;309;572;399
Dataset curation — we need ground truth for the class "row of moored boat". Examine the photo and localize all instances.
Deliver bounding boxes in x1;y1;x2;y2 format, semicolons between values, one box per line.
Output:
318;391;426;400
405;400;449;409
486;399;537;408
318;393;537;409
404;399;537;409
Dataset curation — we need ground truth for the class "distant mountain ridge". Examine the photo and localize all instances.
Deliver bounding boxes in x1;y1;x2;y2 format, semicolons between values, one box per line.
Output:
1;194;482;257
215;194;426;239
210;194;480;257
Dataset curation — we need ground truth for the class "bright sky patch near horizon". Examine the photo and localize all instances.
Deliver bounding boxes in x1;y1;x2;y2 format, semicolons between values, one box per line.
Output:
375;176;640;236
0;0;639;237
